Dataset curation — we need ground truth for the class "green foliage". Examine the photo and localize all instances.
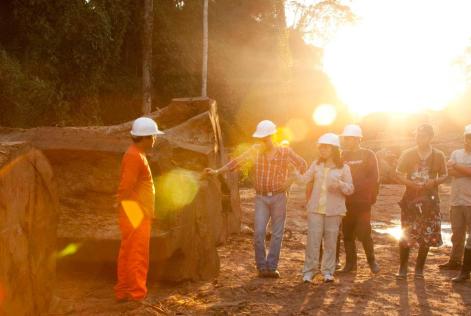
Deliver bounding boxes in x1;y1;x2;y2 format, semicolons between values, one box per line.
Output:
0;0;342;134
0;48;63;127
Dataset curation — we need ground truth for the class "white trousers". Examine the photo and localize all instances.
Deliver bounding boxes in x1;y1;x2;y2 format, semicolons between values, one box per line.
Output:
303;213;342;278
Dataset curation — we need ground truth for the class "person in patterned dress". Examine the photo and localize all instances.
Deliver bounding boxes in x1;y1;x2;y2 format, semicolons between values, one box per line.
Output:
395;124;448;280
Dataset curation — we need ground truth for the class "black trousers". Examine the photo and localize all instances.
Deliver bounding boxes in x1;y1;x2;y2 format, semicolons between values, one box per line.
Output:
342;204;373;243
342;203;376;264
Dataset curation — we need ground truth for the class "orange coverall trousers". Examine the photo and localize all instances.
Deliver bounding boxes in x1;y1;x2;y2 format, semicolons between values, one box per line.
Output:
114;209;151;300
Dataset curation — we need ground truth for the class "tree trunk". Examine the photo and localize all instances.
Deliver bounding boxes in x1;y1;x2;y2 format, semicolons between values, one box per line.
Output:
201;0;209;97
142;0;153;114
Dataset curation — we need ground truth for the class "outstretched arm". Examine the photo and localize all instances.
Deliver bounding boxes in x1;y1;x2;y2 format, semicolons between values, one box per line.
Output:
205;145;257;175
287;148;308;173
294;162;316;184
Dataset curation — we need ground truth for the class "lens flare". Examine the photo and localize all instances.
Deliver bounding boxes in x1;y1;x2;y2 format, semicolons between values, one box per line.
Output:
121;200;144;228
274;127;294;144
57;243;81;258
155;169;200;214
280;140;290;147
313;104;337;126
386;226;403;241
285;118;309;142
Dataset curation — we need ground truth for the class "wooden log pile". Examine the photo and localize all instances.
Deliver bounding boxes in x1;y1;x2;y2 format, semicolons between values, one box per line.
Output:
0;142;59;315
0;98;241;282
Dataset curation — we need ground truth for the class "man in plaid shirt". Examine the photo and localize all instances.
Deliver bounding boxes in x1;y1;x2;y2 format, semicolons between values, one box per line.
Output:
206;120;307;278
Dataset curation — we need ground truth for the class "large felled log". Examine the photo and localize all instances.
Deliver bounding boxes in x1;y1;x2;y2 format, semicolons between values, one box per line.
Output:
0;98;241;282
0;142;59;316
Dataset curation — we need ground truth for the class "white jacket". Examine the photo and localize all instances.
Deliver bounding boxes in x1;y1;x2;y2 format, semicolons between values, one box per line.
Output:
296;161;354;216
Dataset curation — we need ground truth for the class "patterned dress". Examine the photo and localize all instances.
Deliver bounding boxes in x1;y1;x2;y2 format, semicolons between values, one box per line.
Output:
396;147;447;247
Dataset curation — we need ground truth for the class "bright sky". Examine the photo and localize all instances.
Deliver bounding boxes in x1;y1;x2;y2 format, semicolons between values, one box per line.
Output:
288;0;471;117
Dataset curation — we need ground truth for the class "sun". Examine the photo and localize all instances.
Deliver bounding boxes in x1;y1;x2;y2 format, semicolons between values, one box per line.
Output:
312;104;337;126
322;0;470;117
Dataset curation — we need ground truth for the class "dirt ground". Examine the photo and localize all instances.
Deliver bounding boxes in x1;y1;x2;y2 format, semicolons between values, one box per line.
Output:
52;183;471;315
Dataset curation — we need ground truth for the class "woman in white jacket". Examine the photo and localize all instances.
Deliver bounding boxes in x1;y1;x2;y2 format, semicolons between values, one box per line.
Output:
296;133;354;283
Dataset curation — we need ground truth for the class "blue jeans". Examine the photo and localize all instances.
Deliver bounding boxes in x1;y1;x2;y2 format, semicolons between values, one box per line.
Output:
254;193;287;270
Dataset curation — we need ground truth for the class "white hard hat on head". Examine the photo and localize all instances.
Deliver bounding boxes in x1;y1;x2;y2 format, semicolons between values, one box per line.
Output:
252;120;277;138
318;133;340;147
464;124;471;135
341;124;363;138
130;117;164;137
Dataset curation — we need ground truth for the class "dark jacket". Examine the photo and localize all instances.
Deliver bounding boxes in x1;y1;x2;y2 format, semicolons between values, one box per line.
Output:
342;148;379;206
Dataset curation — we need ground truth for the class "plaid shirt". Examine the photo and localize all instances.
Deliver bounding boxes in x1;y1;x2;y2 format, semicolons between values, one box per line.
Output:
227;145;307;193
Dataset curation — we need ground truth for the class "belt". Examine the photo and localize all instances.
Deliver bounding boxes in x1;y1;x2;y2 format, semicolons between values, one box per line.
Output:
256;190;286;197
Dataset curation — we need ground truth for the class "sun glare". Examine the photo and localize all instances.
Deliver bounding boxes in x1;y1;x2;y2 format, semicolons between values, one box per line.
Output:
312;104;337;126
323;0;471;117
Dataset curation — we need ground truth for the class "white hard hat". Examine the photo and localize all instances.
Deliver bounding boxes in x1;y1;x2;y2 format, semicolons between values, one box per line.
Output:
464;124;471;135
318;133;340;147
252;120;277;138
341;124;363;138
130;117;164;137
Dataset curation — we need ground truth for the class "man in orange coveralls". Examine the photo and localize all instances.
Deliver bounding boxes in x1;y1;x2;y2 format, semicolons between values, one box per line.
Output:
114;117;164;302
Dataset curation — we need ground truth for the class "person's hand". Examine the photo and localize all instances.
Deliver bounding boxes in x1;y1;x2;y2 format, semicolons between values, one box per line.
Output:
447;159;456;168
204;168;219;176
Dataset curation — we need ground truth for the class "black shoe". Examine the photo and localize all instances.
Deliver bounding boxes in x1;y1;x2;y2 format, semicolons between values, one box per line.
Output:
266;270;280;278
452;248;471;283
439;260;461;270
395;245;410;280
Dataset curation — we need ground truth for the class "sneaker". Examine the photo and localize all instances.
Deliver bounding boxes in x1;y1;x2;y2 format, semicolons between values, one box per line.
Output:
438;260;461;270
303;274;313;283
266;270;280;278
323;274;334;283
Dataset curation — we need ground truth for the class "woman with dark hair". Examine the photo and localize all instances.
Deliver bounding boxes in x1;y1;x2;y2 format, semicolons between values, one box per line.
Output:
295;133;354;283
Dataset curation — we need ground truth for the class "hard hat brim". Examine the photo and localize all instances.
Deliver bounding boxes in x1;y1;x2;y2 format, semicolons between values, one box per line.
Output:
340;133;362;138
318;142;340;147
252;131;275;138
130;130;165;136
